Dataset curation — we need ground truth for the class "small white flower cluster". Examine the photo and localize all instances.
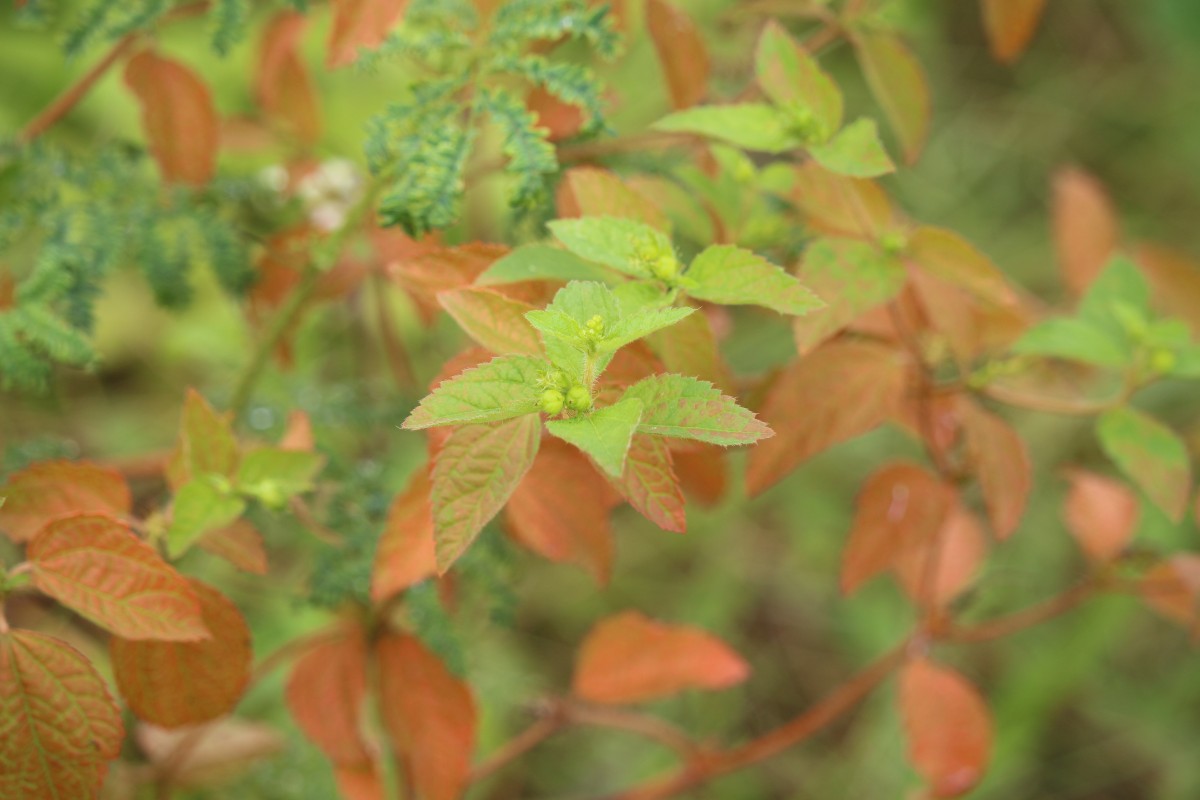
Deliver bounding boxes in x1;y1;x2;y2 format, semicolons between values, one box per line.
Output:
257;158;363;232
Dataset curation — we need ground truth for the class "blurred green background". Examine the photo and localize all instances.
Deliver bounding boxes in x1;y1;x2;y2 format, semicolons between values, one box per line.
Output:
3;1;1200;798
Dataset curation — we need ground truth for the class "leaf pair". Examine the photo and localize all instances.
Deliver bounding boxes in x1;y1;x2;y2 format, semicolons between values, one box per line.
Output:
653;22;894;178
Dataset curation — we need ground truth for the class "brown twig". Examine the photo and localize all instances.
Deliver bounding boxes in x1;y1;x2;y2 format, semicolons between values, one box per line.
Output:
944;580;1099;643
18;1;211;142
470;712;567;782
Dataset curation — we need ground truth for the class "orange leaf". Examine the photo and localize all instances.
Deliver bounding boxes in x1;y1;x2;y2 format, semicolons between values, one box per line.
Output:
853;30;930;164
790;162;899;241
390;243;509;324
909;269;1030;363
506;438;615;582
893;504;987;609
527;85;585;141
1053;167;1119;297
646;0;709;110
327;0;408;68
257;12;322;145
286;625;373;766
748;341;909;496
1140;554;1200;630
29;515;208;641
1136;243;1200;337
556;167;670;232
960;399;1031;539
611;435;686;533
111;579;252;728
376;632;477;800
982;0;1049;64
647;309;734;394
437;287;542;356
0;630;123;800
899;658;993;798
674;445;728;507
165;388;239;491
841;463;953;595
123;50;218;186
906;226;1016;305
0;459;130;543
280;410;316;451
198;519;269;575
1062;470;1137;562
334;763;388;800
573;611;748;704
371;466;437;604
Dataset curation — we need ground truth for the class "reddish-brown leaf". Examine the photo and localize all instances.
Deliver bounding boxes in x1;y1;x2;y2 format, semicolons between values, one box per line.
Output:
136;718;285;790
111;579;252;728
165;388;239;491
573;611;748;705
1053;167;1119;297
982;0;1049;64
0;630;123;800
647;309;734;394
286;625;372;766
748;341;909;496
899;658;993;798
197;519;268;575
507;438;616;581
893;504;987;609
257;12;322;145
327;0;408;68
556;167;670;232
438;287;541;356
1140;555;1200;630
673;445;728;507
853;30;930;164
841;463;954;595
1062;470;1138;562
123;50;218;186
390;243;509;324
0;460;130;543
334;763;388;800
29;515;208;641
960;399;1031;539
790;162;899;241
280;410;316;451
906;226;1016;305
371;466;437;604
645;0;709;110
610;435;687;533
527;85;585;141
376;632;477;800
909;269;1030;363
1136;243;1200;337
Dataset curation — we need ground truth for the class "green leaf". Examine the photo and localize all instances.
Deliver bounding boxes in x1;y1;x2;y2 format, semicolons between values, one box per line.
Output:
1080;255;1151;326
547;217;669;278
601;306;694;352
613;281;673;314
652;104;802;154
546;398;644;477
621;374;773;445
525;310;585;345
440;288;542;355
544;280;624;324
1010;318;1131;367
167;481;246;559
402;355;547;429
808;118;895;178
756;20;842;134
431;414;541;572
235;448;324;508
1096;407;1192;521
476;245;616;285
792;238;907;354
686;244;824;316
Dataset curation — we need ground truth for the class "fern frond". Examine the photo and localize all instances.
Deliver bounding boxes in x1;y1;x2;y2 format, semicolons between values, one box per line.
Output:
479;88;557;211
209;0;249;55
490;0;619;59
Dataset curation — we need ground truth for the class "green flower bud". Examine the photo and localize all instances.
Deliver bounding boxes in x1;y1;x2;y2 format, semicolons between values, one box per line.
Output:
650;253;679;281
566;385;592;412
1150;349;1177;374
879;231;909;256
539;389;565;415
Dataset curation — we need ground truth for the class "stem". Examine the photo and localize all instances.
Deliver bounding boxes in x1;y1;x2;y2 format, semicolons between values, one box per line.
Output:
228;180;385;419
565;700;700;758
470;713;566;782
600;643;909;800
979;382;1128;416
945;580;1098;643
18;1;211;142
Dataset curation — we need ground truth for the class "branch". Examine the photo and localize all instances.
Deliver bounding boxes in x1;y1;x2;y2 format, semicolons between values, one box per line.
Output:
599;642;909;800
944;579;1099;643
18;1;211;142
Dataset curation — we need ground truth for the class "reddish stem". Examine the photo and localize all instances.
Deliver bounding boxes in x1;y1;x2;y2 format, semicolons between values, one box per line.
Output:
945;580;1098;643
